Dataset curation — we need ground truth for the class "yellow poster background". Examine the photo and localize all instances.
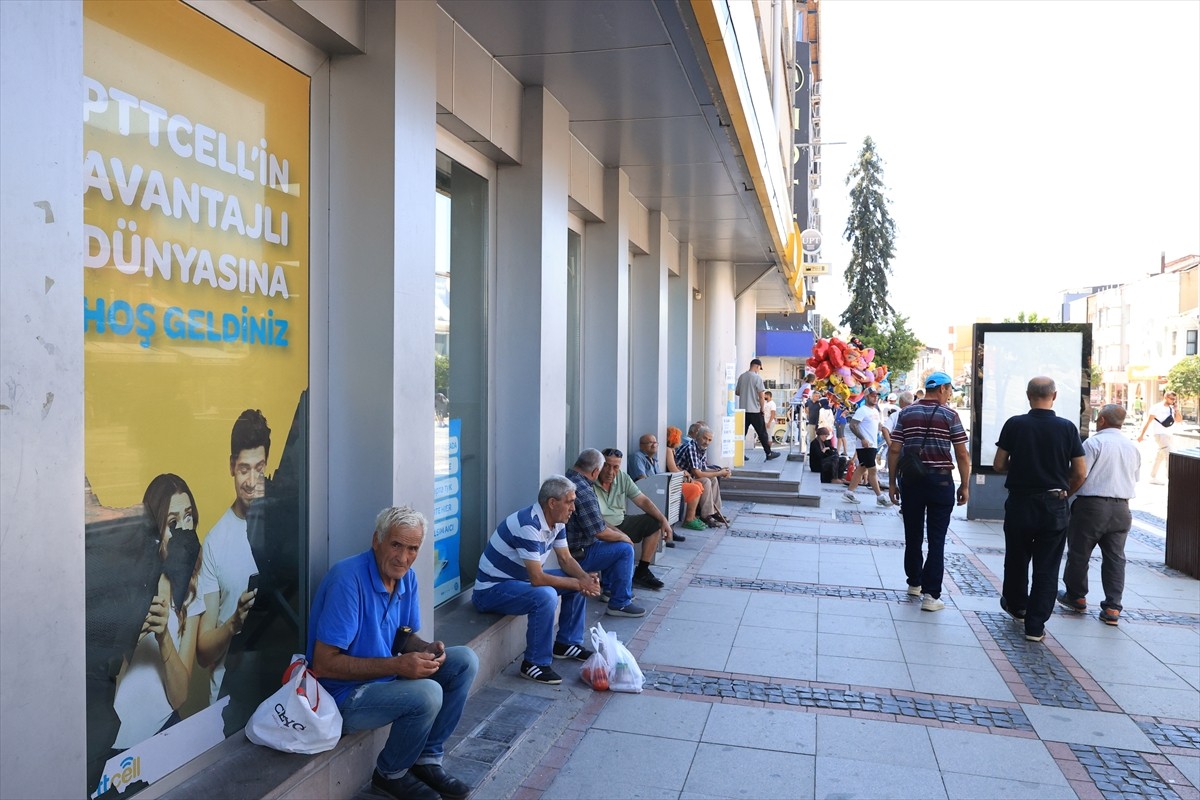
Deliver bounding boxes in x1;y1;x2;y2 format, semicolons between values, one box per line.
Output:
83;0;309;525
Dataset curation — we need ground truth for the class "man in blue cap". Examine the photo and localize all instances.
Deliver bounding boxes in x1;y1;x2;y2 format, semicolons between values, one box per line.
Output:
886;372;971;612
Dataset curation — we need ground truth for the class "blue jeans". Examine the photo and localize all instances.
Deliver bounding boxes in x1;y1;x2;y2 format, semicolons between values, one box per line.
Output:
338;646;478;778
472;571;585;666
900;471;955;598
576;539;636;610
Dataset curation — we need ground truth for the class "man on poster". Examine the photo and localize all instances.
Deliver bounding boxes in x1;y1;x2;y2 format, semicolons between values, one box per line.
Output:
196;409;271;731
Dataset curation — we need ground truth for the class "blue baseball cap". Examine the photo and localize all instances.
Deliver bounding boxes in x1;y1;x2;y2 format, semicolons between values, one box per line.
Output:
925;371;954;389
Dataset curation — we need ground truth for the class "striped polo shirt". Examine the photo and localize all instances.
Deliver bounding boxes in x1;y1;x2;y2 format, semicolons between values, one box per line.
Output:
890;399;967;471
474;503;566;592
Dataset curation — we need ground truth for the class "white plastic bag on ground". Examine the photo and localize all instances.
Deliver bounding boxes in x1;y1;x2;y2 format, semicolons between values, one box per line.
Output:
590;623;644;693
245;654;342;754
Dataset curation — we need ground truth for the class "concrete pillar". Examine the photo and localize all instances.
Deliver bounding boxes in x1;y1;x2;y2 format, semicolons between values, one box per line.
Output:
327;0;437;608
629;211;670;452
736;290;758;372
581;168;632;453
703;261;736;461
0;4;86;795
494;87;570;517
668;241;695;430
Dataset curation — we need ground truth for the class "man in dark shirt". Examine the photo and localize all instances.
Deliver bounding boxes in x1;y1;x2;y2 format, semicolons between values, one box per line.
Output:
993;376;1087;642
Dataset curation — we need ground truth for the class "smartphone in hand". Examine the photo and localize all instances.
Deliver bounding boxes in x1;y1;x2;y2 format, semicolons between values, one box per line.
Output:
246;573;260;595
392;626;413;656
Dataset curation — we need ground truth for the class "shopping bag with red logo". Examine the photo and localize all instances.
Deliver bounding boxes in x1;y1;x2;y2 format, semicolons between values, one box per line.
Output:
245;654;342;754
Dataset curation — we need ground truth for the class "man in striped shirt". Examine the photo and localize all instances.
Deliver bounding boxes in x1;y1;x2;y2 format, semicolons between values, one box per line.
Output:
887;372;971;613
471;476;605;685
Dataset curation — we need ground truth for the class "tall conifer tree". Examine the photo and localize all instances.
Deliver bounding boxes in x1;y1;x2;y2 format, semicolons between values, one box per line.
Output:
840;136;896;332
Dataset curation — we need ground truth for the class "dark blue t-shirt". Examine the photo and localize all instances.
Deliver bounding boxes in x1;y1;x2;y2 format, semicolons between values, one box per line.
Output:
996;409;1084;495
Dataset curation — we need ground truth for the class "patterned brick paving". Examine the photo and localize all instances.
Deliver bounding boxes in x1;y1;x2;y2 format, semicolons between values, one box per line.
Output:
976;611;1100;710
726;527;906;548
943;552;999;597
1070;744;1185;800
1138;720;1200;750
690;574;931;604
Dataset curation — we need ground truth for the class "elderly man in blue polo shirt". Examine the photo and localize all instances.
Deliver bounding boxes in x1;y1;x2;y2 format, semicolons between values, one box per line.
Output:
308;506;478;800
887;372;971;613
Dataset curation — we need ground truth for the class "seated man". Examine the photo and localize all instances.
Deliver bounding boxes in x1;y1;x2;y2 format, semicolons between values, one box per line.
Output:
594;448;674;580
309;506;478;800
664;427;707;532
567;449;664;595
627;433;688;545
473;476;632;685
674;425;731;527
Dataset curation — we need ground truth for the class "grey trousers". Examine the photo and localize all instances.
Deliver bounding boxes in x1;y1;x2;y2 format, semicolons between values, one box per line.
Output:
1062;496;1132;610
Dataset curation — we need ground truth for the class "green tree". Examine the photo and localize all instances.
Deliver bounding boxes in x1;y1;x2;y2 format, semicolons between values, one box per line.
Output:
1167;355;1200;406
1002;311;1050;323
1089;362;1103;390
434;353;449;396
820;318;837;339
856;315;922;375
840;136;896;332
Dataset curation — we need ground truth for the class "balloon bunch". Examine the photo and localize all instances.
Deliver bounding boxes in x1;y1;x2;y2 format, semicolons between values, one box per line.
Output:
805;336;890;406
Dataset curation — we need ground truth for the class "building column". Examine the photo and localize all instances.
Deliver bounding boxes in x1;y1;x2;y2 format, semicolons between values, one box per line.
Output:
703;260;736;461
494;87;570;517
581;167;632;452
629;211;670;452
735;290;757;371
668;241;695;430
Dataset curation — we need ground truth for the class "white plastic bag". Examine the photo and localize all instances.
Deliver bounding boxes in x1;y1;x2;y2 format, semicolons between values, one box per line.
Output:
245;654;343;754
590;623;644;694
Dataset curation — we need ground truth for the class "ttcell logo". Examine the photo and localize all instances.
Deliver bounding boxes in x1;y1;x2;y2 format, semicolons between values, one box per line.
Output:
95;756;141;795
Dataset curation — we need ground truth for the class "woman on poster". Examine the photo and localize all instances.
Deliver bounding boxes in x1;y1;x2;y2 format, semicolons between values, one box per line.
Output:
110;473;206;749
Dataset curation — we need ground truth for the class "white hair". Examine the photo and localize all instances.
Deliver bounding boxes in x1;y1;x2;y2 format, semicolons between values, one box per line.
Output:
373;505;428;542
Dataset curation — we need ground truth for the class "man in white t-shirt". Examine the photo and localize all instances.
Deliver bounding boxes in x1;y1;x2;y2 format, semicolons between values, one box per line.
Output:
763;391;778;444
843;388;891;506
880;391;913;485
197;409;270;715
1136;391;1178;484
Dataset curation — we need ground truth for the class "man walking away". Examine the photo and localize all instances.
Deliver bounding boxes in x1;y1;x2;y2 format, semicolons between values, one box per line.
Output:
887;373;970;613
992;376;1087;642
734;358;781;461
1060;404;1140;626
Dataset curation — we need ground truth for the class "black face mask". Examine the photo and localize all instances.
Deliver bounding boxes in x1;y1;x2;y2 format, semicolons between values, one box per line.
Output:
162;522;200;611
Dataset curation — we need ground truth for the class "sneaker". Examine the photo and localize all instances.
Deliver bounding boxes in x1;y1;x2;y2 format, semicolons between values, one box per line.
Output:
633;568;664;590
519;660;562;684
765;451;781;461
1024;630;1046;642
1149;477;1166;485
597;591;635;604
671;533;687;543
906;584;922;597
1099;608;1120;626
606;603;647;618
1056;590;1086;613
1000;597;1027;621
409;764;472;800
920;594;945;612
552;642;594;661
683;518;708;531
372;770;441;800
876;495;893;507
842;492;861;504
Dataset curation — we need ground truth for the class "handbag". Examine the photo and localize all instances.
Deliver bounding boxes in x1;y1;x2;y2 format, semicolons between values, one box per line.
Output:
590;623;644;693
1160;408;1175;428
245;654;342;754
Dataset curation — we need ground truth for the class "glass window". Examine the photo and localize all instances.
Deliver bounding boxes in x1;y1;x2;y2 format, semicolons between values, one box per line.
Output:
433;152;488;603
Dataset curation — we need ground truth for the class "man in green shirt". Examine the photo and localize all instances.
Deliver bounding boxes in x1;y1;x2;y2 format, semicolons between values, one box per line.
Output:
595;448;673;590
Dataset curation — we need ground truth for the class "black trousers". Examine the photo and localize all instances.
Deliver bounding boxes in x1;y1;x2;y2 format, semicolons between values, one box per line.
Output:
1002;492;1070;635
744;411;773;455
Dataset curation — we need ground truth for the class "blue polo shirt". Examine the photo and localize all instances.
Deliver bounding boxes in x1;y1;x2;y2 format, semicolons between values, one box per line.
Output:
306;549;421;705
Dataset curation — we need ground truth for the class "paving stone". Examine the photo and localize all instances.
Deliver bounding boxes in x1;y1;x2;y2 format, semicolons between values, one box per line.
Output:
943;553;999;597
690;574;940;604
1138;721;1200;750
726;527;906;548
1070;744;1184;800
977;611;1100;710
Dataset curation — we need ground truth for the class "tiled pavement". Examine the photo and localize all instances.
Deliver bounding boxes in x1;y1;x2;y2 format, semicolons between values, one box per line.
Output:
358;453;1199;800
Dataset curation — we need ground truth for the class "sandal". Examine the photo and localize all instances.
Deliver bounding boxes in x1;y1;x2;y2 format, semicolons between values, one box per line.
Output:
711;511;730;527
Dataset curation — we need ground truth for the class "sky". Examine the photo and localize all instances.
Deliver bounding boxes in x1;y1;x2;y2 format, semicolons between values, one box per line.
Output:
813;0;1200;350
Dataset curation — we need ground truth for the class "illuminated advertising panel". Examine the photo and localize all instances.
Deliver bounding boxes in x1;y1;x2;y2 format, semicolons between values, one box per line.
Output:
82;2;309;795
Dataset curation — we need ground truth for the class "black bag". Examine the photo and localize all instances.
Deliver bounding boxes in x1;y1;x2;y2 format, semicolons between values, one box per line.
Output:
1160;411;1175;428
895;407;937;483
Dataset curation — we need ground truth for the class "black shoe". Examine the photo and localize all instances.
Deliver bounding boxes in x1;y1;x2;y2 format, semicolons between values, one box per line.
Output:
409;764;472;800
552;641;593;661
664;540;676;548
1000;597;1026;621
765;451;781;461
519;660;562;684
671;533;687;543
633;568;664;590
372;769;442;800
1056;590;1086;613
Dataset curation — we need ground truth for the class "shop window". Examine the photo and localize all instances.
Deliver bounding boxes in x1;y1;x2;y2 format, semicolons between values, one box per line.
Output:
1187;329;1198;356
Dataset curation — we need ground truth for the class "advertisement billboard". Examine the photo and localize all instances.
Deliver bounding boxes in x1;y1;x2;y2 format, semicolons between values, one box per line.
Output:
82;2;309;795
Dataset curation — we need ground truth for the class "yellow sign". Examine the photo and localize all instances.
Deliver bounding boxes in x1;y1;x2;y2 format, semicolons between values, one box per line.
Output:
1127;365;1163;381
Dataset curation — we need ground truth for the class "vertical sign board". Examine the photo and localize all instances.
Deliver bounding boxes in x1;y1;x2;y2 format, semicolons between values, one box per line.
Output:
434;419;463;603
82;2;309;796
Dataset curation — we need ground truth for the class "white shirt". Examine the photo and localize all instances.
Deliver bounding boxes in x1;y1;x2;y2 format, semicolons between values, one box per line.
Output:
1076;428;1140;500
197;506;259;703
763;400;777;424
1146;402;1176;436
851;402;881;448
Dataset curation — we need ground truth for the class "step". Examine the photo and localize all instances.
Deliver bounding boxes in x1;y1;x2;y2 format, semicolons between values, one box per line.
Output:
721;487;821;508
722;475;801;494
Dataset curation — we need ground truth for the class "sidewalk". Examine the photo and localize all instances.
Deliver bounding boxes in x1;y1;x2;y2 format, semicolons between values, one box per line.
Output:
370;455;1199;800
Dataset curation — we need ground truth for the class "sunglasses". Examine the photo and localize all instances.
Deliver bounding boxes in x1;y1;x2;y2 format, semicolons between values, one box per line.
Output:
601;448;623;458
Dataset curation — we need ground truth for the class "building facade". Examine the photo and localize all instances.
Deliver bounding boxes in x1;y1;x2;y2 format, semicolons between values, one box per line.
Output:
0;1;819;796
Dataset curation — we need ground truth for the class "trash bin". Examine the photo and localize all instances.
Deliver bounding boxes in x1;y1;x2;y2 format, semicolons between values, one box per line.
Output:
1165;448;1200;579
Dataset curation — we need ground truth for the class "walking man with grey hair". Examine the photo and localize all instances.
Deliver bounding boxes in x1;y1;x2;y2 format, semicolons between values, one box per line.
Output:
1059;404;1141;626
308;506;479;800
993;376;1087;642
